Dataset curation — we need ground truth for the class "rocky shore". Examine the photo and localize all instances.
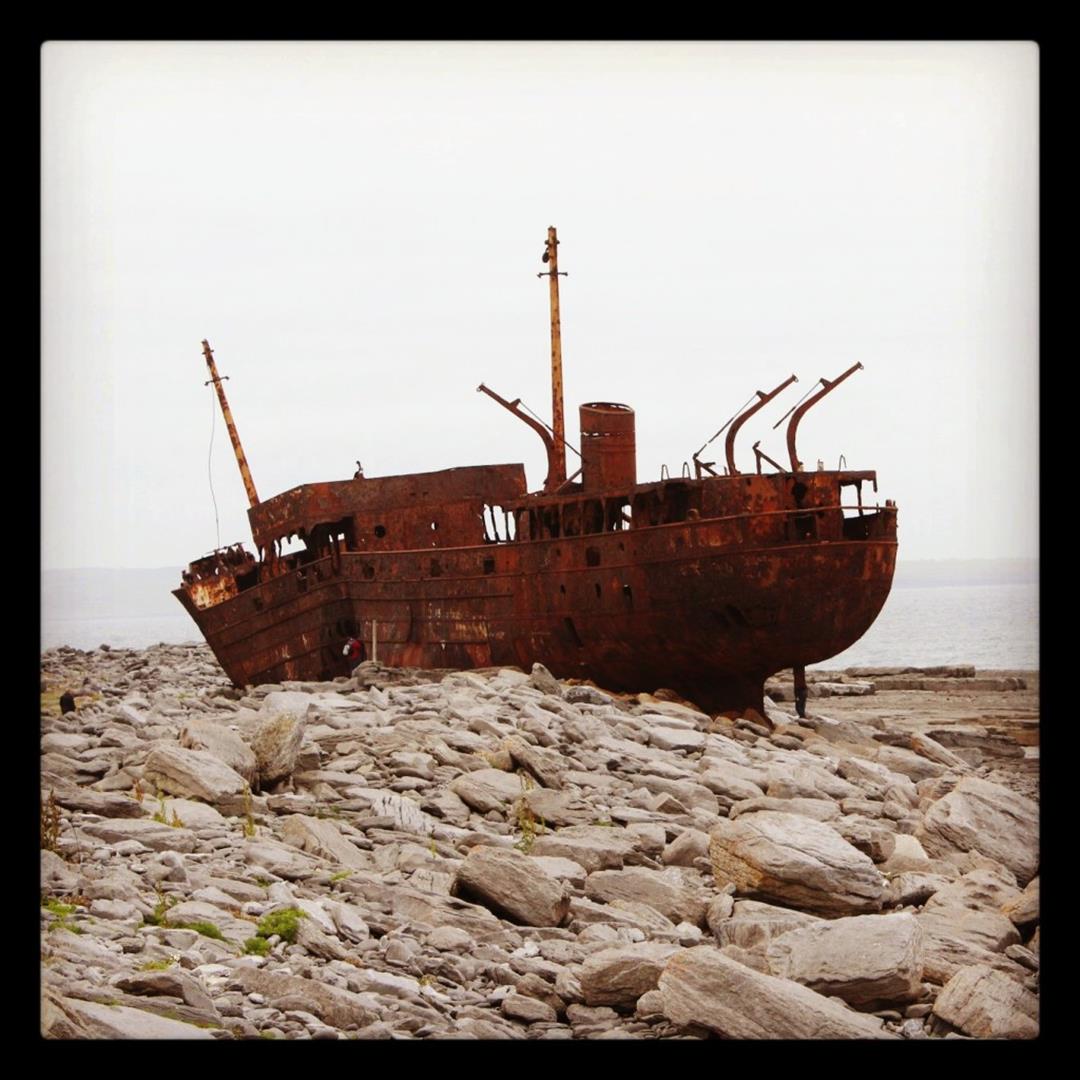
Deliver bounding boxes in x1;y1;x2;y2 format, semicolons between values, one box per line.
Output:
40;644;1039;1040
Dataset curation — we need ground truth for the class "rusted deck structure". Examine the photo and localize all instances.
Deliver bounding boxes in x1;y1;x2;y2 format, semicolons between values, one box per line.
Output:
177;229;897;714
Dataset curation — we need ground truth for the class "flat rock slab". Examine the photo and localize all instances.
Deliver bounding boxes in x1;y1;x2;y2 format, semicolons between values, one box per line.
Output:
531;825;637;873
143;745;248;810
452;845;570;927
522;788;596;827
229;966;380;1029
932;964;1039;1039
658;947;894;1039
585;867;709;927
579;942;680;1007
766;912;924;1006
81;817;197;853
648;727;707;752
280;813;372;870
916;908;1022;985
179;717;258;785
49;782;147;819
710;810;885;916
243;839;323;879
730;796;840;822
714;900;821;950
450;768;527;814
58;998;214;1039
916;777;1039;886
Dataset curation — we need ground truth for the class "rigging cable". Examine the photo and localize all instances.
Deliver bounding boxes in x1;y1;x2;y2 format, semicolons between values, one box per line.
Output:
207;382;221;552
520;399;583;459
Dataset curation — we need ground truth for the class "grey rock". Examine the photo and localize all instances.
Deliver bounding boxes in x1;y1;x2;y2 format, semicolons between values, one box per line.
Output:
280;814;371;870
661;829;710;867
580;942;681;1007
449;768;525;815
916;777;1038;887
179;718;258;785
452;845;571;927
228;966;380;1029
57;998;214;1039
251;710;306;786
710;811;885;916
715;900;822;951
658;947;894;1039
143;745;248;810
505;735;565;789
585;867;709;927
932;964;1038;1039
112;969;218;1014
531;824;637;872
730;796;840;822
80;817;197;853
765;912;924;1006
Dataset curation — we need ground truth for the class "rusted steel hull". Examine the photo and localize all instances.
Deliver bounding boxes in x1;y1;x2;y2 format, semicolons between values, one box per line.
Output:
176;511;896;713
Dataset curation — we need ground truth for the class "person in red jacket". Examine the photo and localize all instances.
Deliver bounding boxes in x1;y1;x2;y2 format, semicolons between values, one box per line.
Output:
343;636;363;667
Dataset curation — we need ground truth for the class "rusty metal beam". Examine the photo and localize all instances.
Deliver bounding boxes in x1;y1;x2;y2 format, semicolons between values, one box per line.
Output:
782;362;863;472
725;374;797;475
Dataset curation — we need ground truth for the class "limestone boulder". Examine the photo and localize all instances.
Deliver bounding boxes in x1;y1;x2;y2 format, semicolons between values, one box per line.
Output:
280;813;371;870
765;912;924;1006
932;964;1039;1039
251;710;306;786
584;867;709;927
916;777;1038;886
579;942;681;1007
531;824;637;872
710;811;886;916
452;845;570;927
143;745;248;811
179;717;257;785
658;947;894;1039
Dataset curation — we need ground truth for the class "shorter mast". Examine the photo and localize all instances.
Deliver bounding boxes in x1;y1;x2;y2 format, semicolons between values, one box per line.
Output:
539;227;568;487
202;339;260;508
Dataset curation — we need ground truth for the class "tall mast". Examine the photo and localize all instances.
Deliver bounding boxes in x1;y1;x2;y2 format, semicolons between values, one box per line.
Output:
201;339;260;508
540;226;568;487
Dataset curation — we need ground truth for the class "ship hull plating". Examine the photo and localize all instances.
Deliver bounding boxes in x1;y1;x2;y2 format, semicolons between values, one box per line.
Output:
176;516;896;713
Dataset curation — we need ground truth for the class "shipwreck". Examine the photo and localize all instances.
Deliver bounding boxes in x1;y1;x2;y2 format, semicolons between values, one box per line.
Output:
176;227;898;715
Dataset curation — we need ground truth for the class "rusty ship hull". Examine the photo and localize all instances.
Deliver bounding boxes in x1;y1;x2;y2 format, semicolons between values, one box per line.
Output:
176;464;897;713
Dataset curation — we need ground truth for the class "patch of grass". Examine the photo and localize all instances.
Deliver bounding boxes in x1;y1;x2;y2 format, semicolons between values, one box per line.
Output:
254;877;271;890
329;869;353;883
259;1030;278;1040
243;936;271;956
42;897;77;918
50;919;83;935
138;957;176;971
176;920;224;940
255;908;304;944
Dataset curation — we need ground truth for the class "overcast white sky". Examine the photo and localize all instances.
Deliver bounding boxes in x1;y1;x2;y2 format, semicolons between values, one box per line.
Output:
41;41;1038;570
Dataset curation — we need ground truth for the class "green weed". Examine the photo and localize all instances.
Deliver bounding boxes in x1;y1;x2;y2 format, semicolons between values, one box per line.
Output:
255;908;304;944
